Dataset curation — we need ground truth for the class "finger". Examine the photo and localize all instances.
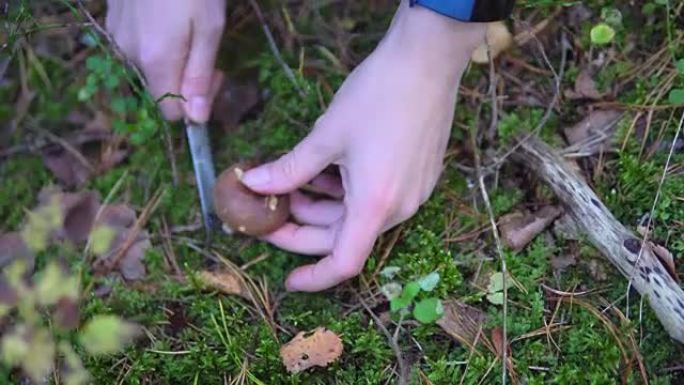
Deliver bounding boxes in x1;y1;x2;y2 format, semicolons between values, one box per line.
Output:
261;223;335;255
309;173;345;199
290;191;344;226
138;38;188;121
285;199;386;292
181;7;225;122
105;0;123;35
241;118;343;194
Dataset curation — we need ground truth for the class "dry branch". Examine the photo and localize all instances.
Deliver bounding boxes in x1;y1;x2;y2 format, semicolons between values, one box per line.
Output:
512;136;684;343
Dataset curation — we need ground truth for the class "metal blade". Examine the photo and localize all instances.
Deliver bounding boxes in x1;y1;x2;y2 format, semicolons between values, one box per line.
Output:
185;119;220;243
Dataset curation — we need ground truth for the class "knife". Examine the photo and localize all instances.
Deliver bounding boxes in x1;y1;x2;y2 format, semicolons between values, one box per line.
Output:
185;119;221;244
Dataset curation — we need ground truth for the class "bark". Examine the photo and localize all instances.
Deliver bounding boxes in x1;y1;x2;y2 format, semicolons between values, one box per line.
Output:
513;136;684;343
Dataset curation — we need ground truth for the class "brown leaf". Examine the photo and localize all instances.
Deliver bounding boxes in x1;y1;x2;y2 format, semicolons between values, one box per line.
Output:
54;298;80;330
280;327;343;373
0;232;34;270
36;189;100;244
563;110;623;155
212;78;261;129
41;116;127;187
491;327;512;359
565;70;602;100
649;242;678;282
551;254;578;272
500;206;563;251
436;300;487;349
199;269;249;299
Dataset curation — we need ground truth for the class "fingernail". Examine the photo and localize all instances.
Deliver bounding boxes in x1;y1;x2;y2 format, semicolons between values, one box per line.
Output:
242;167;271;188
189;96;209;122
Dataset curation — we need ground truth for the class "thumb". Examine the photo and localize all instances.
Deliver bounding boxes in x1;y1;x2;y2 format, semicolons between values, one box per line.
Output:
242;122;342;194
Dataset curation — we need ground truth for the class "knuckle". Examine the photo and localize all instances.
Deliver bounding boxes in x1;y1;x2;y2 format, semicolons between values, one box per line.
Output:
276;152;299;180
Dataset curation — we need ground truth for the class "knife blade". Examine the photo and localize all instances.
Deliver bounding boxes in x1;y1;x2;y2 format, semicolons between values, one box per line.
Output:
185;119;221;243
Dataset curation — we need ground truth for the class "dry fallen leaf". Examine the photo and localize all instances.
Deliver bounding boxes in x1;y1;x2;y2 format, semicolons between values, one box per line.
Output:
649;241;677;282
563;109;623;155
212;78;261;129
37;188;100;244
499;206;562;251
565;70;603;100
471;22;513;64
436;300;487;349
42;115;128;188
0;232;34;270
199;269;249;299
280;327;343;373
93;204;150;281
551;254;578;272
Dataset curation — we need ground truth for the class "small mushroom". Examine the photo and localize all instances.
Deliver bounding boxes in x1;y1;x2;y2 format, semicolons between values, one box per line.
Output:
213;162;290;236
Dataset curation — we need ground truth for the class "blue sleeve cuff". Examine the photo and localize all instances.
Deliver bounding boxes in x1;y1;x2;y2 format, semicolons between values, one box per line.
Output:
410;0;515;22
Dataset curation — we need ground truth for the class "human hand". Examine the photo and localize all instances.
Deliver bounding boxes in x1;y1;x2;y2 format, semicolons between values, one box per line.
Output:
105;0;226;122
239;1;486;292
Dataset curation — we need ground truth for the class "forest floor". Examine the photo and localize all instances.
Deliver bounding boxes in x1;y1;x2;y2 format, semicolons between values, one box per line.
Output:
1;1;684;384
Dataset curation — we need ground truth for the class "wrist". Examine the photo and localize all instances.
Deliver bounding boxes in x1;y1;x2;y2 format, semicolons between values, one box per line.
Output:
381;0;486;67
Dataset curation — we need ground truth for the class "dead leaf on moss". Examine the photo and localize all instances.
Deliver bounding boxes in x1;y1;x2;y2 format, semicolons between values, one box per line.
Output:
42;114;128;187
436;300;487;349
0;232;34;270
92;204;150;281
199;269;249;299
551;254;577;272
37;188;100;244
565;70;602;100
499;206;562;251
280;327;343;373
649;242;677;282
563;110;623;155
471;22;513;64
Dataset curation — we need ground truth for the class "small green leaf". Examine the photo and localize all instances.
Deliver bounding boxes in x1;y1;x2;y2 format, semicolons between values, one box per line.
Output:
487;292;505;305
590;23;616;45
676;59;684;75
111;97;127;114
417;272;440;292
487;272;505;293
379;266;401;279
413;298;444;324
669;89;684;105
79;315;138;355
390;282;421;312
600;8;622;27
88;225;116;256
380;282;402;301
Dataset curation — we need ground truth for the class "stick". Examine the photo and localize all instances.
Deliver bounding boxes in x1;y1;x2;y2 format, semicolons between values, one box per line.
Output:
512;135;684;343
246;0;305;98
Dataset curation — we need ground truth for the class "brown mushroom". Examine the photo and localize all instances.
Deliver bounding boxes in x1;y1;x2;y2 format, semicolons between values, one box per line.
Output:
213;162;290;236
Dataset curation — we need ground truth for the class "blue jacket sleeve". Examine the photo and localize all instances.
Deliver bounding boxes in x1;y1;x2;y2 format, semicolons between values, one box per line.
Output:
410;0;515;22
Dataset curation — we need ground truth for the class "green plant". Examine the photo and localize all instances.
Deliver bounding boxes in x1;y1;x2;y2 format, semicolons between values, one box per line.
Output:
0;201;138;384
381;268;444;324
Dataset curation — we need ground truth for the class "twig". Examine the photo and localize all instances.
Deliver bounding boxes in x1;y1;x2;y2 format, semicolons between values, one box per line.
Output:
246;0;305;98
473;41;510;385
512;136;684;343
354;291;408;385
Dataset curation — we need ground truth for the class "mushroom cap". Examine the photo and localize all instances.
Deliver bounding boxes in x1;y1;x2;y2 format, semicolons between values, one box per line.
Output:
213;162;290;236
